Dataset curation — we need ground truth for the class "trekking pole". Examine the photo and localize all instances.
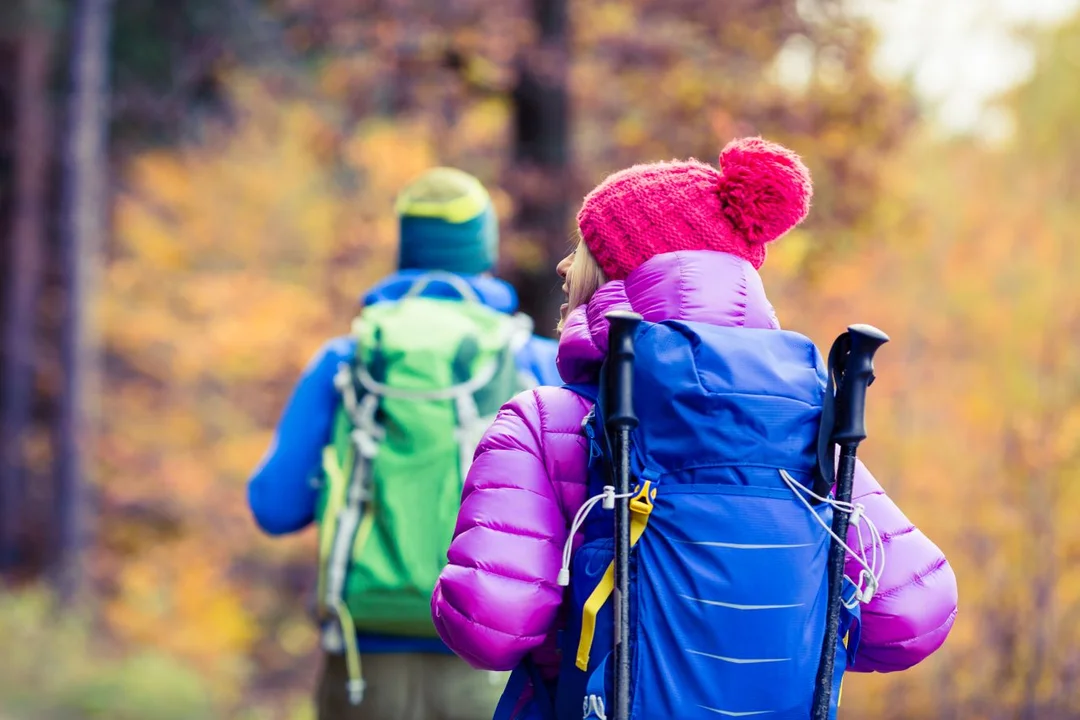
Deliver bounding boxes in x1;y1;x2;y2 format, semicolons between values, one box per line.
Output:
811;323;889;720
604;310;644;720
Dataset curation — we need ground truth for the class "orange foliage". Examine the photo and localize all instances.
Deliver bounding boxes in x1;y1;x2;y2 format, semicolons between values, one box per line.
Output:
80;7;1080;718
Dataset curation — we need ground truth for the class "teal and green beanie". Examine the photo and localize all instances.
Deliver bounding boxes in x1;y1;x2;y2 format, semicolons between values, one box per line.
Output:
395;167;498;275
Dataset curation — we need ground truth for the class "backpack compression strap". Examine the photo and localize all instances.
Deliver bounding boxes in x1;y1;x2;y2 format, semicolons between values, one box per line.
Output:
318;362;385;706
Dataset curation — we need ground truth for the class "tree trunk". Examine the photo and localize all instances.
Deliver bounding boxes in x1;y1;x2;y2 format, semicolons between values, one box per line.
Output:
54;0;113;603
507;0;571;336
0;15;53;577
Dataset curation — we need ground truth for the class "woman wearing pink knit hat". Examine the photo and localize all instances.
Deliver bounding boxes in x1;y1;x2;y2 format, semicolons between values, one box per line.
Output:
432;138;958;719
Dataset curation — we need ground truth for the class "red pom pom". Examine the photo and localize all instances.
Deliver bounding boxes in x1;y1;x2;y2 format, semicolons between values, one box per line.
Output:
716;137;812;246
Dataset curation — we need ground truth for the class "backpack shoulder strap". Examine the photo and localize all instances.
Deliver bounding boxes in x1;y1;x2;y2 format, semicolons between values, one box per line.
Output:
562;382;599;405
561;379;613;465
493;655;556;720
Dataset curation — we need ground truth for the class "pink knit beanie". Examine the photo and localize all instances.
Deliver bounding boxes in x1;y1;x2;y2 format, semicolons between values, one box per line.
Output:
576;137;812;280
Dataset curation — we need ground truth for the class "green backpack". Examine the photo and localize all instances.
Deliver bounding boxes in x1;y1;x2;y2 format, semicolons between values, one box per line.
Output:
314;272;536;703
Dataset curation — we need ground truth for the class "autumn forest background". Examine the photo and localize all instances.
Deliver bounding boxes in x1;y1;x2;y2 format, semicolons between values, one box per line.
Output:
1;0;1079;717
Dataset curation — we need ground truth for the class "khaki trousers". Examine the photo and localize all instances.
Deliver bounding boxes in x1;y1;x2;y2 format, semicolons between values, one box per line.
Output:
316;652;509;720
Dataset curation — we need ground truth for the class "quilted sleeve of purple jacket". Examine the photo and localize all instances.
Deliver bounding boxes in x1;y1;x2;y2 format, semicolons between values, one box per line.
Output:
431;389;578;672
846;458;959;672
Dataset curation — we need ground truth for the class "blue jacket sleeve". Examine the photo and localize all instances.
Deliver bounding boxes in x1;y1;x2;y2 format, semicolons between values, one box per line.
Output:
516;335;561;387
247;336;355;535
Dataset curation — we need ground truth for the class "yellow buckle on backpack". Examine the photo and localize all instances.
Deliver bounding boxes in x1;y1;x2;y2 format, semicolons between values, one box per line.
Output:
575;480;657;671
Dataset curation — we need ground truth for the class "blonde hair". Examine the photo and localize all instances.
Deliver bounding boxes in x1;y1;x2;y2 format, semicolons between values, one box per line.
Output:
557;239;608;334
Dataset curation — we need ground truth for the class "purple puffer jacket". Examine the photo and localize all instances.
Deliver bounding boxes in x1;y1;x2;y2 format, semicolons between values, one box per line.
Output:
432;250;958;684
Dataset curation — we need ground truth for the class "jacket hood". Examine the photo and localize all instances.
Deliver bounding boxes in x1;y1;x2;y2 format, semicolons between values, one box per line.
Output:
557;250;780;383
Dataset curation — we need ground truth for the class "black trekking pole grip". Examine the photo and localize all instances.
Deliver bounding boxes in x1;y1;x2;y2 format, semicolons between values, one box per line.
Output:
811;323;888;720
605;311;644;432
832;324;890;446
603;310;642;720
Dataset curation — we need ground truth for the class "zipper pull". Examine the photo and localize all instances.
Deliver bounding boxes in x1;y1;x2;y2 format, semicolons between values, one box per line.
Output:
582;418;601;462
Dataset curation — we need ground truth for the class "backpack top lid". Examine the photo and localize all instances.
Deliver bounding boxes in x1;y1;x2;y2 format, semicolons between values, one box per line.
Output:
361;269;519;315
590;318;828;479
351;272;532;389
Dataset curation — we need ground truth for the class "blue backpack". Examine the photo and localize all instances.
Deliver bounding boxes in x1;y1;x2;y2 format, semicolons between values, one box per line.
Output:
494;319;865;720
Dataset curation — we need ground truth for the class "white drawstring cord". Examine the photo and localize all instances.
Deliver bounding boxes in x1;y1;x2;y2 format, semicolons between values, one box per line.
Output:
556;471;885;607
557;486;635;587
779;469;885;608
853;503;886;603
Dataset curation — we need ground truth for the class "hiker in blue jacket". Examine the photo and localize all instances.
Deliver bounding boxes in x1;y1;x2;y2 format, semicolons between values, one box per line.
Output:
248;167;560;720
